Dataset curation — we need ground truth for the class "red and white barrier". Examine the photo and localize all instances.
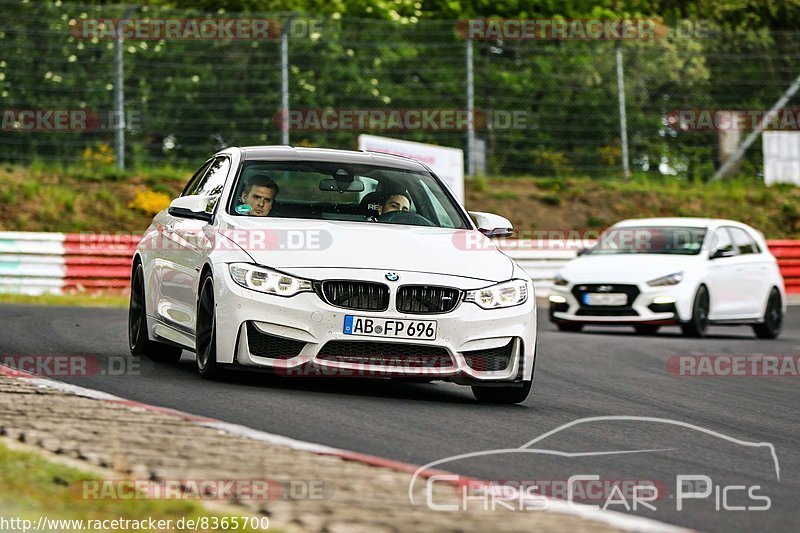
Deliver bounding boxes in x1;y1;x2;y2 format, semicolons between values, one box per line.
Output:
0;232;137;294
1;231;799;295
765;240;800;294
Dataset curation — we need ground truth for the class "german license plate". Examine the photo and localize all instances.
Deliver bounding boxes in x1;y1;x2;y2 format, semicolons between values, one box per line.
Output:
343;315;437;340
583;293;627;306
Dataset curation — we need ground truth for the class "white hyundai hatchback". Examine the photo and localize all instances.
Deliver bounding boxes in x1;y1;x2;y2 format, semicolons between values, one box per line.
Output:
129;146;537;403
548;218;785;338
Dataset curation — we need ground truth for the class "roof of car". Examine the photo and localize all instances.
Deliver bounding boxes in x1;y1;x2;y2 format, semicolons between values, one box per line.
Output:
237;146;429;171
612;217;753;229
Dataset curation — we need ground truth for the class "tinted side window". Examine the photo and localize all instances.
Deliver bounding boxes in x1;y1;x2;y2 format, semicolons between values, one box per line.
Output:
181;160;213;197
729;227;759;255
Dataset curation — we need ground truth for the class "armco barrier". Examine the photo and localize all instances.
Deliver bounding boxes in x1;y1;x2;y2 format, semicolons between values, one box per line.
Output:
0;232;798;295
495;241;584;296
0;232;137;294
766;240;800;294
63;233;138;290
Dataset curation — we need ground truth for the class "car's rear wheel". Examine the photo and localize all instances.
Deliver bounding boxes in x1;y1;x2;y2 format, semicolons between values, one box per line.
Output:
634;325;660;335
196;274;225;379
128;263;183;363
472;380;532;404
753;288;782;339
681;286;709;338
556;323;583;332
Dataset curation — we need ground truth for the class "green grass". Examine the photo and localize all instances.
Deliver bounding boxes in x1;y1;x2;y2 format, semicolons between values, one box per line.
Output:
0;442;270;532
467;174;800;237
0;292;129;308
2;164;799;237
18;161;193;184
488;190;519;201
0;164;191;232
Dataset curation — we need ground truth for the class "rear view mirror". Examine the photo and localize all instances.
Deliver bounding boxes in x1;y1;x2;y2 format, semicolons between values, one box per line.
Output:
319;179;365;192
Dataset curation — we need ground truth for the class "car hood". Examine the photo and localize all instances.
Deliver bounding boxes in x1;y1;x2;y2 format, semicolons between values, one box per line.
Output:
559;253;701;283
217;217;514;282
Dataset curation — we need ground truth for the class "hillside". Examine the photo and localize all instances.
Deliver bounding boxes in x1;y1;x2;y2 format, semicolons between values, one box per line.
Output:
1;166;798;237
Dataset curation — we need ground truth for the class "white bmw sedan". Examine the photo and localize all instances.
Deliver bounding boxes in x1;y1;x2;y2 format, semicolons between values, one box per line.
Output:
129;146;536;403
548;218;785;338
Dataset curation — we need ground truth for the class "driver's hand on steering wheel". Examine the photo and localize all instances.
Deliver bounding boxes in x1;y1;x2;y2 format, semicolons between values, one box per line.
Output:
377;209;434;226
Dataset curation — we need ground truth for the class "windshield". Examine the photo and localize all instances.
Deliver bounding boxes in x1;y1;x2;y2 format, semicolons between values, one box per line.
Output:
588;226;707;255
227;160;469;229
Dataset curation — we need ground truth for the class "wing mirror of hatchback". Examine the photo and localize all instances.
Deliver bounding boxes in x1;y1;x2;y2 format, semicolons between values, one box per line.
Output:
710;248;736;260
167;195;215;222
469;211;514;238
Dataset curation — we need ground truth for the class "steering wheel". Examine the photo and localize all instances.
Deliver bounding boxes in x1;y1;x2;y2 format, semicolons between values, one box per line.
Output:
377;210;434;226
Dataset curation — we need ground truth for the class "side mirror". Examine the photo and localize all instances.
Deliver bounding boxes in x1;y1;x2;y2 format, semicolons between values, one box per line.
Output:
468;211;514;238
168;195;215;223
710;248;735;260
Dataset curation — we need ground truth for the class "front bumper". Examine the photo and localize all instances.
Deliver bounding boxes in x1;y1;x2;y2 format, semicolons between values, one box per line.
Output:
213;265;537;383
548;282;689;325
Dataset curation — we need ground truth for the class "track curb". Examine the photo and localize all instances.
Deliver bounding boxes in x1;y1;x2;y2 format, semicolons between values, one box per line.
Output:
1;364;693;533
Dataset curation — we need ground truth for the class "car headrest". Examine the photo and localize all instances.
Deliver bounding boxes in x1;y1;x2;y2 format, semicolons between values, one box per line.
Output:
359;191;383;215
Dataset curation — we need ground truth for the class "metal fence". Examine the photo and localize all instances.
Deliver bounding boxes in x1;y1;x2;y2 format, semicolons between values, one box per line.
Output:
1;1;800;178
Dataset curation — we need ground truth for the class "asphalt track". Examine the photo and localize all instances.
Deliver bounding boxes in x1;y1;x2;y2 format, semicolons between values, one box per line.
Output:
1;303;798;532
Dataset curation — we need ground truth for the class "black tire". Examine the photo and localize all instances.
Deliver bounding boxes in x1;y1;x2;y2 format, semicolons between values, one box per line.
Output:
634;325;660;335
556;322;583;332
681;286;710;338
128;263;183;363
196;274;225;379
472;380;532;404
753;289;782;339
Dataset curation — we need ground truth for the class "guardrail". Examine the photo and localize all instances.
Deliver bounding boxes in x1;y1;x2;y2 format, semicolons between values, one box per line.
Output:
0;232;798;296
0;232;137;295
495;242;584;297
765;240;800;295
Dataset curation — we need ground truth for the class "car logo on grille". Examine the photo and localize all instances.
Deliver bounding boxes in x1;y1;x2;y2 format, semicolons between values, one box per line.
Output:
596;285;614;292
385;272;399;282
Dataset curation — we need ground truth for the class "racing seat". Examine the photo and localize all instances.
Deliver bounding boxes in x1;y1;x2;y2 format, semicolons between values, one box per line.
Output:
359;191;384;220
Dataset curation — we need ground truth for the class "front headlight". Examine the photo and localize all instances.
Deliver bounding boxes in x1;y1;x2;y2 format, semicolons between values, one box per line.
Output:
647;272;684;287
464;279;529;309
228;263;313;297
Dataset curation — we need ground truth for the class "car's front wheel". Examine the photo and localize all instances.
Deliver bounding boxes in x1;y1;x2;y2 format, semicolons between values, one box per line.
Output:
472;380;532;404
196;274;225;379
753;288;782;339
681;286;709;338
129;263;183;363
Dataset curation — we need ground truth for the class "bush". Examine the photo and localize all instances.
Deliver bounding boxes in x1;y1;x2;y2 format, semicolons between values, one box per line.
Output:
127;189;171;216
81;143;116;167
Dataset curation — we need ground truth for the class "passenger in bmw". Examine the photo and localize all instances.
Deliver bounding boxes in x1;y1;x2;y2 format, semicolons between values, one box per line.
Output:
239;174;279;216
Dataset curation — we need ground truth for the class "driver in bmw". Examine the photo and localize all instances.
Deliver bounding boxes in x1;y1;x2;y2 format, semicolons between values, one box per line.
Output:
377;191;411;215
